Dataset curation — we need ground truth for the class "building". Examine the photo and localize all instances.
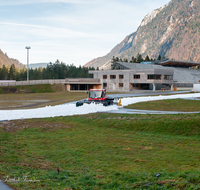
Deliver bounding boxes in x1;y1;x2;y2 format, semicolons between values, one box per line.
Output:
89;69;174;91
1;60;199;92
65;78;101;91
89;60;200;91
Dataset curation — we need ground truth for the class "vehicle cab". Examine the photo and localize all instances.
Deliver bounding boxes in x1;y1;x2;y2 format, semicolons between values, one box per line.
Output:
88;89;107;101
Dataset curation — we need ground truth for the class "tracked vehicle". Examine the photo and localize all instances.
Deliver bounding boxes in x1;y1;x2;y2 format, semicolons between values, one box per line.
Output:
76;89;121;107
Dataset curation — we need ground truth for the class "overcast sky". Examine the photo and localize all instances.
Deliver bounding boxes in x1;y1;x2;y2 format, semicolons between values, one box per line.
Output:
0;0;170;66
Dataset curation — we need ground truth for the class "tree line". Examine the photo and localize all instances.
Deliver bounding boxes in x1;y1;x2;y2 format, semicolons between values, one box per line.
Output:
111;54;165;69
0;60;95;81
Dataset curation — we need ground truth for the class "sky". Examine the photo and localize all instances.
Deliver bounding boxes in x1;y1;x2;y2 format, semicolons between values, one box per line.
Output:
0;0;170;67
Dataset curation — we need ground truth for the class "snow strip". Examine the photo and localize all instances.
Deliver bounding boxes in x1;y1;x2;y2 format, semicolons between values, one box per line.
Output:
0;103;119;121
121;93;200;106
0;93;200;121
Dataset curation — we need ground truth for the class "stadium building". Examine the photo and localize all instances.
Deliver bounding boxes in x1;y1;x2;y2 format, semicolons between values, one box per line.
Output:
89;60;200;91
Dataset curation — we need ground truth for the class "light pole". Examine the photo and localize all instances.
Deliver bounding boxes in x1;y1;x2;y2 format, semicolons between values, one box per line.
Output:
25;46;31;81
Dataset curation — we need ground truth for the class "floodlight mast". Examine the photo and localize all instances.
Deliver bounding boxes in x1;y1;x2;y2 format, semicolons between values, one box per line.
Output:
25;46;31;81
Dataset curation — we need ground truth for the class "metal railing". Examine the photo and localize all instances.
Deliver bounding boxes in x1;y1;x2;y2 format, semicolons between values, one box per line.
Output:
65;78;100;83
0;78;101;87
0;79;66;87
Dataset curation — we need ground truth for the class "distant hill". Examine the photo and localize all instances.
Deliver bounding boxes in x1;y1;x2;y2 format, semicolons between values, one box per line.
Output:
84;0;200;69
0;49;25;69
28;63;49;69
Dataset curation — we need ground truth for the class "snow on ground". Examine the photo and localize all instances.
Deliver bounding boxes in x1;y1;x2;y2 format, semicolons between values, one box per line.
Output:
121;93;200;106
0;93;200;121
0;103;119;121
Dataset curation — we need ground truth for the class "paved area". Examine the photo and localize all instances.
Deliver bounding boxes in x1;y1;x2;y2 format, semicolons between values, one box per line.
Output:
104;107;200;114
0;180;14;190
105;91;200;115
108;90;190;99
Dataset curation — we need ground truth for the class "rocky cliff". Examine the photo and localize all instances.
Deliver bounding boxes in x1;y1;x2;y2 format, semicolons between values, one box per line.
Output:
84;0;200;69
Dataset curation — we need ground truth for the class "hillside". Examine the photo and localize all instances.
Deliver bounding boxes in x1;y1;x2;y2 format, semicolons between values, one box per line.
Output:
0;49;25;69
84;0;200;69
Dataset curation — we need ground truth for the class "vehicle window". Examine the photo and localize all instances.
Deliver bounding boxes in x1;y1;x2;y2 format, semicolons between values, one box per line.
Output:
89;91;102;98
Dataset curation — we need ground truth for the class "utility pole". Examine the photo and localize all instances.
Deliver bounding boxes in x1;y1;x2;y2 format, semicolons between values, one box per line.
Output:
25;46;31;81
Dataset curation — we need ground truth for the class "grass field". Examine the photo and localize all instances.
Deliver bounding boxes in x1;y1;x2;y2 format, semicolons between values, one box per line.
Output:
1;112;200;189
0;87;129;109
0;91;87;109
125;98;200;112
1;92;200;189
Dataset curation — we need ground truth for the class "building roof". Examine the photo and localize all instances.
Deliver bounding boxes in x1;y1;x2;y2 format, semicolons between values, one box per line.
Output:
157;60;200;68
116;62;167;70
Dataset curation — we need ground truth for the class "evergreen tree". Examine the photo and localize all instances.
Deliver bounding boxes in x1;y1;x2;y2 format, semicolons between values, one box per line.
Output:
136;53;143;63
123;58;128;62
144;55;150;62
1;65;8;80
157;54;162;60
8;64;16;80
0;60;95;81
130;56;136;63
111;56;117;70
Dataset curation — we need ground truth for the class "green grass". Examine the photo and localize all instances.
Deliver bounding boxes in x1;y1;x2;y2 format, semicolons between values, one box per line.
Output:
125;98;200;112
0;84;55;94
1;113;200;189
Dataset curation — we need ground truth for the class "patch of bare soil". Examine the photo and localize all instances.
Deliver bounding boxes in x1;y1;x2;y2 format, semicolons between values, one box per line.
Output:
0;99;65;110
0;120;71;133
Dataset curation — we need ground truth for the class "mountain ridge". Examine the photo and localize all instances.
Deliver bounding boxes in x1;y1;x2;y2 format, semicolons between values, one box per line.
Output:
0;49;25;69
84;0;200;69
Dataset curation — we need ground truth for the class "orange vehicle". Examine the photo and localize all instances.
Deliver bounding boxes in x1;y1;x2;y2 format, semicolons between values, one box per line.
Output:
76;89;121;107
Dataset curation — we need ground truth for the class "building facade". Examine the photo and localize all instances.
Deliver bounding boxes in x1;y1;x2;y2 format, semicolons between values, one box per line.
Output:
89;69;174;91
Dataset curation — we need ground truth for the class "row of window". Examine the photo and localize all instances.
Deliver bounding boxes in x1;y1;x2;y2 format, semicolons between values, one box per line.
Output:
103;83;124;88
147;75;173;80
103;74;173;80
103;75;124;79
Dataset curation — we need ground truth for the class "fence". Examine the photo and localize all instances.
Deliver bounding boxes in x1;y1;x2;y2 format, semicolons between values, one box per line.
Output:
65;78;100;83
0;79;66;87
0;78;101;87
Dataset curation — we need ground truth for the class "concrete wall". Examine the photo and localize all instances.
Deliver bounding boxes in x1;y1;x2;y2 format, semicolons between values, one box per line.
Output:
89;69;174;91
193;84;200;92
66;84;71;91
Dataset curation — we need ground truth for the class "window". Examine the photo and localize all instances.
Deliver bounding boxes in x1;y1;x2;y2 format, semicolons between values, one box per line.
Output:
103;75;107;79
119;75;124;79
89;91;103;98
103;83;107;88
110;75;116;79
164;75;173;80
119;83;123;87
134;75;140;79
147;75;162;80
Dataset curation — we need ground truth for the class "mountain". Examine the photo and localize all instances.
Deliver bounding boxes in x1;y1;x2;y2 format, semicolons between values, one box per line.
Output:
0;49;25;69
28;63;49;69
84;0;200;69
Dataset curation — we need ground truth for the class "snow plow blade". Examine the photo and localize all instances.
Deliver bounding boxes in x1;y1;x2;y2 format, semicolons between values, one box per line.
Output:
118;99;122;106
